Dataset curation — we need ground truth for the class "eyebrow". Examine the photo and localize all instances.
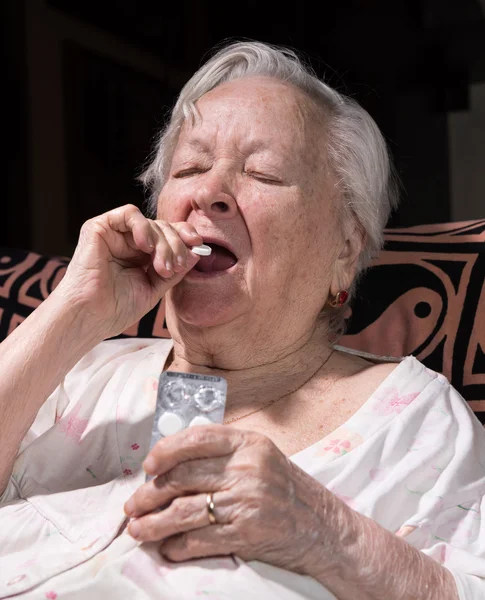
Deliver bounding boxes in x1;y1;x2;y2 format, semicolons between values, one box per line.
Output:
185;137;273;157
186;138;212;155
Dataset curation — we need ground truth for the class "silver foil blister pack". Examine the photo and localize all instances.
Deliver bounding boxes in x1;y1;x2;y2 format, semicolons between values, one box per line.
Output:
149;371;227;451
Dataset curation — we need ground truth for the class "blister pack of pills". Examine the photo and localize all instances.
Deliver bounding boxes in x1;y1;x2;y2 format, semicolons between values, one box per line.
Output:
149;371;227;452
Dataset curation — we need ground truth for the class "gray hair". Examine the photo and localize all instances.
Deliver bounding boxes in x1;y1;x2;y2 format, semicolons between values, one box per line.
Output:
141;41;400;333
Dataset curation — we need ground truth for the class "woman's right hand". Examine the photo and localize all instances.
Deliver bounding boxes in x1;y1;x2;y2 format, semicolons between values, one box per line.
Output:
53;204;203;340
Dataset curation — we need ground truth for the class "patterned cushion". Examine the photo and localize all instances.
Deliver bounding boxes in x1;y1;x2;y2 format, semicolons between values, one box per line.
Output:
341;220;485;422
1;219;484;423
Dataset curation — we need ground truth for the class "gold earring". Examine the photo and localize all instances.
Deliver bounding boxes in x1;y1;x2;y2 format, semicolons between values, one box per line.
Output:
328;290;349;308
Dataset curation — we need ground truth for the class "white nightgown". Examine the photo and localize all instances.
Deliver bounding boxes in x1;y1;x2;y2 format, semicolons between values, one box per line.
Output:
0;338;484;599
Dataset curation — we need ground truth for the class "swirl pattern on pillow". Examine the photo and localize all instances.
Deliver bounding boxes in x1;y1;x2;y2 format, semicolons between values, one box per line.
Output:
342;220;485;421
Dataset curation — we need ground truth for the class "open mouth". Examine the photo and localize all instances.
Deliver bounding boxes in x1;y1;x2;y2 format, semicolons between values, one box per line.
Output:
193;243;238;273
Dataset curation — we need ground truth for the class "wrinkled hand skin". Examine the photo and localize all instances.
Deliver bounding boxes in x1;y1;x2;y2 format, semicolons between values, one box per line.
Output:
123;425;460;600
123;425;344;578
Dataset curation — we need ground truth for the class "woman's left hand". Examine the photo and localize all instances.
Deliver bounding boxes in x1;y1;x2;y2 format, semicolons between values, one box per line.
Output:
123;425;345;577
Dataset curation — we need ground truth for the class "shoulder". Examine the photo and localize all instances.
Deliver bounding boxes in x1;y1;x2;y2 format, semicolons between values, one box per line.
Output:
338;349;481;426
57;337;173;427
75;336;170;366
331;347;400;396
64;337;173;388
330;348;459;411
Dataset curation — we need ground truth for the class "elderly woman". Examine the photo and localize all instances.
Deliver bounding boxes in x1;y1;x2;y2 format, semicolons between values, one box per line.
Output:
0;41;484;600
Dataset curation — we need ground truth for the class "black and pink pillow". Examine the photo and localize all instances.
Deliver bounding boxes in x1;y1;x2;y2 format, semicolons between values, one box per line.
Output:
342;220;485;421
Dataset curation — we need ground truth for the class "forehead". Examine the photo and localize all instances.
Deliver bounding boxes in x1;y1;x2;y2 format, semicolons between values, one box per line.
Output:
176;76;325;157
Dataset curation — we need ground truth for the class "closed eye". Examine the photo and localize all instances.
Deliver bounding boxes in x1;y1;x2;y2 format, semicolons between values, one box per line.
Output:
173;168;208;178
245;171;283;185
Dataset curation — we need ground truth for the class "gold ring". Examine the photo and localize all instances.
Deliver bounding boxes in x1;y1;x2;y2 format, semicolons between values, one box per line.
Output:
206;492;217;524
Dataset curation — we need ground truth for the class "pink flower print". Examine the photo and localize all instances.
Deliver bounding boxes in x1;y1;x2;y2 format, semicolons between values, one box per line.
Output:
131;443;140;450
45;592;57;599
315;427;363;459
120;454;139;476
373;387;419;416
323;439;351;455
57;404;88;443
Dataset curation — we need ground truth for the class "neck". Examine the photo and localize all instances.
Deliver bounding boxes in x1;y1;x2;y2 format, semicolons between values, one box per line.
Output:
165;318;335;418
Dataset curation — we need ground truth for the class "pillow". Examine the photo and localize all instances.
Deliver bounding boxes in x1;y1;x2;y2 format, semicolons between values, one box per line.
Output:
341;220;485;421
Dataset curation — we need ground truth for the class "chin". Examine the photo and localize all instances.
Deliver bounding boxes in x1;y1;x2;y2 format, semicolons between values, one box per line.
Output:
166;283;246;329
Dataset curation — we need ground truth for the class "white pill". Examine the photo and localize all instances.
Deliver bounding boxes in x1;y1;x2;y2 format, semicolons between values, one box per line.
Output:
157;412;184;436
189;415;213;428
191;244;212;256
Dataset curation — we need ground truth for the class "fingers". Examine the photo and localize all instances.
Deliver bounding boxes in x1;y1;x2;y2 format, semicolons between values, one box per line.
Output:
104;204;203;279
127;490;231;542
125;454;234;518
127;493;240;563
148;222;182;278
170;222;203;247
159;525;237;562
142;425;245;478
149;222;196;276
126;428;270;521
106;204;155;256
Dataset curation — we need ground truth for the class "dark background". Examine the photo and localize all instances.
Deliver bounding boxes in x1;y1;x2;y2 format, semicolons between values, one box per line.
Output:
3;0;485;256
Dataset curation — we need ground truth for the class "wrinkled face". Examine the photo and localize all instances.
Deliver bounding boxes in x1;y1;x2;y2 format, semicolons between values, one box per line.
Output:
157;76;343;329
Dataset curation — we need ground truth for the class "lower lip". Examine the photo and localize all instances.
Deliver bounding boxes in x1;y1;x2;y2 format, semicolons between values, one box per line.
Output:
185;264;238;279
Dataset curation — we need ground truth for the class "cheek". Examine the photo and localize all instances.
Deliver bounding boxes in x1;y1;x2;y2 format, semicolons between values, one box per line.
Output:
156;185;187;221
248;213;316;284
155;191;167;220
242;186;299;229
249;197;327;258
254;210;340;293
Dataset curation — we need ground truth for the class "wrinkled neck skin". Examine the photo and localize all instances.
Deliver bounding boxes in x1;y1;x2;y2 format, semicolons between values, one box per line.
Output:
165;306;334;415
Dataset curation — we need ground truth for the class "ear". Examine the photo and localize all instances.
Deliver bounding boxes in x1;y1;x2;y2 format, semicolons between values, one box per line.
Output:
330;222;366;295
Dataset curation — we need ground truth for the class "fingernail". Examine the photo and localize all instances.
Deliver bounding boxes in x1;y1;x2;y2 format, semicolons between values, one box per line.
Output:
189;231;200;238
165;261;173;272
129;519;140;539
176;255;185;267
124;498;136;517
143;456;157;474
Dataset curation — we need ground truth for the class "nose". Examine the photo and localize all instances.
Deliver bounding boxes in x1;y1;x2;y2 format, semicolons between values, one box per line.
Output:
190;180;238;219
